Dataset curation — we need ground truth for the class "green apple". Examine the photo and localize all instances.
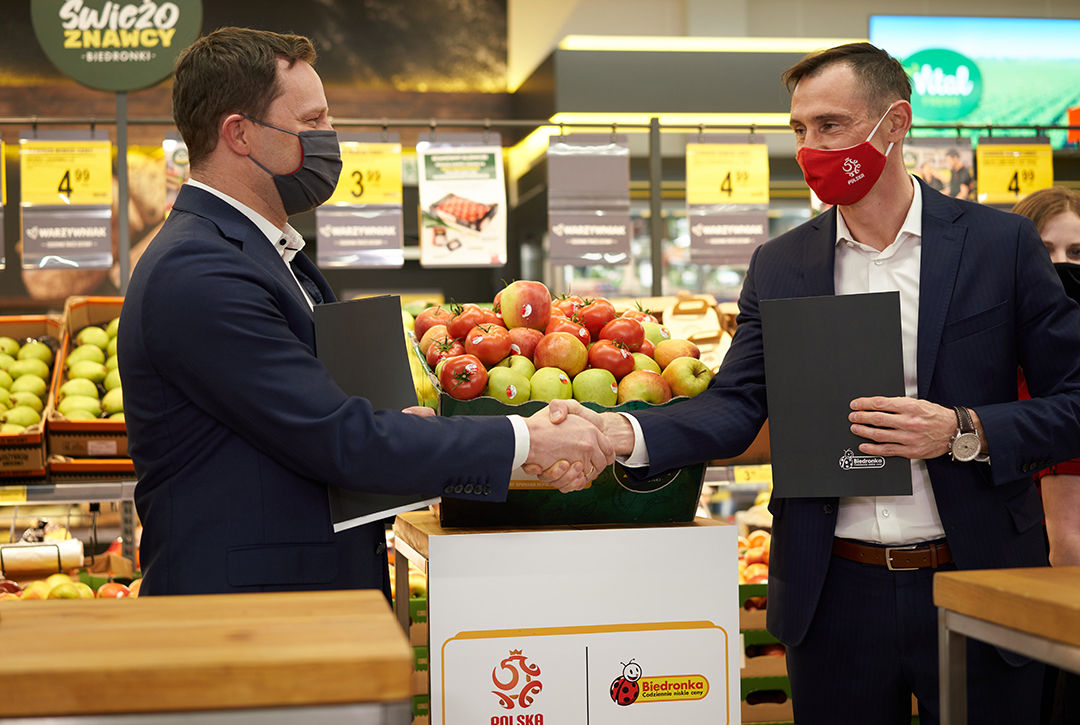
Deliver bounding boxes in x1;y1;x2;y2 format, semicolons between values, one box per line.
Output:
106;317;121;339
0;423;26;434
0;337;19;355
11;374;47;398
58;395;102;418
106;336;118;357
529;366;573;402
9;391;44;413
661;356;714;398
572;368;618;406
17;340;53;366
8;358;50;381
617;369;672;405
1;405;41;427
642;321;672;347
66;344;105;367
60;378;99;399
632;352;662;373
0;352;14;372
105;354;119;371
77;325;110;350
102;387;123;415
103;368;122;391
0;369;11;391
68;360;108;383
485;367;530;405
496;354;536;380
653;338;701;370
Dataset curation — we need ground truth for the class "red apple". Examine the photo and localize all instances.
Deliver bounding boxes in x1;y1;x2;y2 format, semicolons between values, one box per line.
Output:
662;356;713;398
500;280;552;331
507;326;544;360
413;305;453;340
418;324;449;355
97;581;131;598
653;338;701;370
533;332;588;377
616;369;672;404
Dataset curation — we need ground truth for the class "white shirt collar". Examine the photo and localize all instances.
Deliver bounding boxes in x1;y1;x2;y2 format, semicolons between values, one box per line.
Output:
185;179;306;262
835;175;923;251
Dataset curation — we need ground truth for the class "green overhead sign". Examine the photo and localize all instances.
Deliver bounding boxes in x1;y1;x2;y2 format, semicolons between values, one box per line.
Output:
32;0;202;92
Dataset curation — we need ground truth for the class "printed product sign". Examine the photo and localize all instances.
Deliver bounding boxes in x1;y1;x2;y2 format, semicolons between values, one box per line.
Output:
686;137;769;265
31;0;202;92
547;134;631;265
975;137;1053;206
905;137;975;201
903;48;983;122
417;134;507;267
20;131;113;270
317;135;404;268
0;141;5;269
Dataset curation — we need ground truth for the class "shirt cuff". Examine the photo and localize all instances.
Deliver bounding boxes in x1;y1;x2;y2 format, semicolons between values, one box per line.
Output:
618;412;650;468
508;414;529;470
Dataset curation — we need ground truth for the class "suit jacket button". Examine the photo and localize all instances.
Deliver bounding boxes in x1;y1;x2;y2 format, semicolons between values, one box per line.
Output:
375;542;386;556
453;484;464;494
483;485;492;495
823;504;834;514
464;483;474;494
443;484;453;494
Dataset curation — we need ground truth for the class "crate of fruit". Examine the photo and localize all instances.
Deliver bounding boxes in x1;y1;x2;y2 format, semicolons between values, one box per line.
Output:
407;282;714;528
46;296;129;468
0;315;64;479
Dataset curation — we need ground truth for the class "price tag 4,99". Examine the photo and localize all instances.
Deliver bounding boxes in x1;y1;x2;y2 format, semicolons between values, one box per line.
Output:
328;141;403;207
19;138;112;207
686;143;770;206
975;142;1053;205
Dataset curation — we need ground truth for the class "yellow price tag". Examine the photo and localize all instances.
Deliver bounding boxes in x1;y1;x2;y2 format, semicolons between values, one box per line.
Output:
0;486;27;504
1;141;6;206
686;143;770;206
975;143;1053;205
732;465;772;484
328;141;403;206
19;139;112;206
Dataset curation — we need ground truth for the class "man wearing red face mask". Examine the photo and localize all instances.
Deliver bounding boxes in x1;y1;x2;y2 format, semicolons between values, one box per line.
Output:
536;43;1080;724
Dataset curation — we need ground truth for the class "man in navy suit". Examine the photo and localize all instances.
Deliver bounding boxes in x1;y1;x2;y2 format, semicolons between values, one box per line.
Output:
545;44;1080;723
118;27;613;598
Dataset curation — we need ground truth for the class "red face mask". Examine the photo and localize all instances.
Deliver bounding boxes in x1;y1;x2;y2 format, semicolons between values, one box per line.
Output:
795;103;897;206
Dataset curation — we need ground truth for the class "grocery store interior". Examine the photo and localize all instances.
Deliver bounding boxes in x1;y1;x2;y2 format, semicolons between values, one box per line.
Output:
2;1;1079;723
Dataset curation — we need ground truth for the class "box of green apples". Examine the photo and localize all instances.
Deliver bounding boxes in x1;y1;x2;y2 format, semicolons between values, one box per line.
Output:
46;296;129;463
0;314;63;478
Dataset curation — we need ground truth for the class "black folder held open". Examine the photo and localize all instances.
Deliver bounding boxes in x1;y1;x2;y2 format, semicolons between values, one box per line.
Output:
761;291;912;498
314;295;438;532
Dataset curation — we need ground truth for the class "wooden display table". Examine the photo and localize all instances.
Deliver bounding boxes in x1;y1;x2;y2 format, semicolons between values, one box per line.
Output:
0;589;412;723
934;566;1080;724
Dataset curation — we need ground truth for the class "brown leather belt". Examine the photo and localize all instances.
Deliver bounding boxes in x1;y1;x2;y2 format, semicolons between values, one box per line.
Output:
832;538;952;571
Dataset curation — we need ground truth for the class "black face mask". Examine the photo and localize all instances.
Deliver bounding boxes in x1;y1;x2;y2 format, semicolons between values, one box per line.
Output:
1054;262;1080;305
243;115;342;216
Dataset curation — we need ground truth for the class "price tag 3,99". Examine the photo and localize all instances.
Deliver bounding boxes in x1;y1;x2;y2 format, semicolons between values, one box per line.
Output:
327;141;403;207
19;137;112;207
975;141;1053;205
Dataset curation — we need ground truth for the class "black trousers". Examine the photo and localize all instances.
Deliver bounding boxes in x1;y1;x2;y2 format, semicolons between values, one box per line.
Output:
785;551;1044;725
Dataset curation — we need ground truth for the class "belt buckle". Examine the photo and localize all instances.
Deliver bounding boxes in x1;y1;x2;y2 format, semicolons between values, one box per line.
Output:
884;544;918;571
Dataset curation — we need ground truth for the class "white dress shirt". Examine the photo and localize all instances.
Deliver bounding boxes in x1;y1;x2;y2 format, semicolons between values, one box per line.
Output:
622;176;946;544
182;180;530;470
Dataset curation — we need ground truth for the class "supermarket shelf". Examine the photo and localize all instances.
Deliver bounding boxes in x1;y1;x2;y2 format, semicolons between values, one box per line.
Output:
705;464;771;490
0;480;137;506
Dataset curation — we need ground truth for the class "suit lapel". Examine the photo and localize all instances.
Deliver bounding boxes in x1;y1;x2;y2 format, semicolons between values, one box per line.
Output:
916;182;967;399
800;209;838;297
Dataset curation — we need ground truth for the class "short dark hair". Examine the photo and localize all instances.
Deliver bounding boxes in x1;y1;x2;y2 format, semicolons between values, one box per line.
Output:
781;42;911;115
172;27;317;168
1011;187;1080;234
945;148;961;159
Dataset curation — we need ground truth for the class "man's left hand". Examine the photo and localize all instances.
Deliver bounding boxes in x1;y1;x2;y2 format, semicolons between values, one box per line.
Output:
849;396;955;459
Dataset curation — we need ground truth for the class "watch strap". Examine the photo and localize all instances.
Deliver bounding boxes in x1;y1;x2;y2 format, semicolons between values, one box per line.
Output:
953;405;975;434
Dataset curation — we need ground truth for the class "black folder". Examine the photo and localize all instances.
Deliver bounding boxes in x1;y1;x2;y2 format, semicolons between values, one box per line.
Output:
760;292;912;498
314;295;438;532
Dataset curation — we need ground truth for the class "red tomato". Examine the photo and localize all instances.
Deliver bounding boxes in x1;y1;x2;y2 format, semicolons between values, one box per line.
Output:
478;307;505;328
464;323;512;367
598;317;645;352
413;306;453;340
638;337;655;358
620;305;659;324
545;315;591;345
578;298;617;339
426;336;464;368
439;354;488;400
588;339;636;380
553;295;584;318
448;303;488;340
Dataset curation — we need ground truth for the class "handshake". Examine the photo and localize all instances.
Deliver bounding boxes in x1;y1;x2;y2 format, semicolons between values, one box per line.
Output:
520;399;636;493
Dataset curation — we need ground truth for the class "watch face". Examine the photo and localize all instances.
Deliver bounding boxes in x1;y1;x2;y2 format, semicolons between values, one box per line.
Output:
952;432;981;461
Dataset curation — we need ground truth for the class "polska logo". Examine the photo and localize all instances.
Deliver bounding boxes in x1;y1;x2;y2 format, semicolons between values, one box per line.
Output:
842;158;861;178
903;48;983;121
838;448;886;471
491;649;542;711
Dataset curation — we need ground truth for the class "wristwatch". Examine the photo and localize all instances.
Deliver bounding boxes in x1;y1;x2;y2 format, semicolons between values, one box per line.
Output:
949;406;983;462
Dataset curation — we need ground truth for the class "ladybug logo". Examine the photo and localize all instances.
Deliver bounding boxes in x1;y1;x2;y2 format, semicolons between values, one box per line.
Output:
609;659;642;706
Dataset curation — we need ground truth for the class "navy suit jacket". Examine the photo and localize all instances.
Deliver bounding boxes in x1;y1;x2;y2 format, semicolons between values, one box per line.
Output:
119;185;514;596
631;180;1080;645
